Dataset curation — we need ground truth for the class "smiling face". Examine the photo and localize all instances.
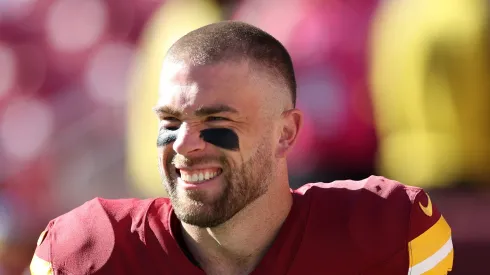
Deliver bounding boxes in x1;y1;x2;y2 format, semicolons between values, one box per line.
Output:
155;59;289;228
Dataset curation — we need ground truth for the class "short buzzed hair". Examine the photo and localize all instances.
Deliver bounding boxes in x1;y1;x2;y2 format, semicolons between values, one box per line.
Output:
166;21;297;107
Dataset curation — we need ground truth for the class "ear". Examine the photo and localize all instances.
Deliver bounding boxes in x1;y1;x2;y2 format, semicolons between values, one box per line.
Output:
275;108;303;158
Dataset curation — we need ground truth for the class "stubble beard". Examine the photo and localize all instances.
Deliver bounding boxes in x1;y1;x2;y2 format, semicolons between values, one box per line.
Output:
161;142;274;228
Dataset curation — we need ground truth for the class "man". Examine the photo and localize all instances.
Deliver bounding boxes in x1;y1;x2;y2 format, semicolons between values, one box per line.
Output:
31;21;453;275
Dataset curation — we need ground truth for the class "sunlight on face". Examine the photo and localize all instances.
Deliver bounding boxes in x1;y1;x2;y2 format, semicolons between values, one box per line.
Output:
155;59;279;227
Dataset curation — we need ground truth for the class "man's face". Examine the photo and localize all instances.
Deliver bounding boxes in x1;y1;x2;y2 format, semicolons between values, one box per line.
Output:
155;59;279;228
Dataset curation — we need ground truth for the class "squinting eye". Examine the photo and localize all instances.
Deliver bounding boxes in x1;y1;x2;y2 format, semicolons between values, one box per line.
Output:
163;126;179;131
159;117;181;131
159;118;180;131
207;116;228;122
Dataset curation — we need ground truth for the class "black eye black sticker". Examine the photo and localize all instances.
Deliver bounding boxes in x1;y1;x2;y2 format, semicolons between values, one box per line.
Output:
200;128;239;151
156;128;239;151
157;129;178;147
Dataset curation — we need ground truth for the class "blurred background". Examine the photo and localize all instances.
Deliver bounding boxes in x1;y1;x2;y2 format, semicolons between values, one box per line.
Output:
0;0;488;274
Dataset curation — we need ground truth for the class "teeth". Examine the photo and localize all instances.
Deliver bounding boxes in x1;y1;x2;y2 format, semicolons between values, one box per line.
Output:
180;169;220;183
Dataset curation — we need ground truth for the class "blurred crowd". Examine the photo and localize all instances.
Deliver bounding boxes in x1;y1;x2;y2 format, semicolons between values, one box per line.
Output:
0;0;489;274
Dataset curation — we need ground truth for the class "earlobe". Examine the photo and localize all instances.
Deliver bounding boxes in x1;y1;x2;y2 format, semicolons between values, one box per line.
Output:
275;108;303;158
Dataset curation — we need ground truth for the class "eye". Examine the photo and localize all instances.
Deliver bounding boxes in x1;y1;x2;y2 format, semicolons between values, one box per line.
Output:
160;117;181;131
159;125;179;131
206;116;229;122
162;126;179;131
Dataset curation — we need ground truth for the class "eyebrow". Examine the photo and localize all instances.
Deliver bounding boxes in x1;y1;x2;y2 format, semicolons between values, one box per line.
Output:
194;104;239;116
153;106;181;117
153;104;239;117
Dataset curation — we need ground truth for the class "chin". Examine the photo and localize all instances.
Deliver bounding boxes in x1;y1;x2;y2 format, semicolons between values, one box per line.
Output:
176;189;220;208
174;203;229;228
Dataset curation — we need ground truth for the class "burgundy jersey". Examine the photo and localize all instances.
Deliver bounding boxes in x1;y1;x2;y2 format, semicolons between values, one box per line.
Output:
30;176;453;275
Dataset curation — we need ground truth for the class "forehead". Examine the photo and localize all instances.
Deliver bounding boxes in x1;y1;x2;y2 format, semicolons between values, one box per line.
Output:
156;60;263;115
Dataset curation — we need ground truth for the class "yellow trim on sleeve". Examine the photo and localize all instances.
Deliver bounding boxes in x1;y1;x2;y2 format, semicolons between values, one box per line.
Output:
409;216;452;267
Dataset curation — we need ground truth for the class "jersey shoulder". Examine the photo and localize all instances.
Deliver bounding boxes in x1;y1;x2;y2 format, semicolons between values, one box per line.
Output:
295;176;453;273
31;197;168;275
298;175;447;228
296;175;420;244
296;175;444;235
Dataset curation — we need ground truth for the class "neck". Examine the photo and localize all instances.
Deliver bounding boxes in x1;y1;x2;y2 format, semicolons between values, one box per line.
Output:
181;173;292;275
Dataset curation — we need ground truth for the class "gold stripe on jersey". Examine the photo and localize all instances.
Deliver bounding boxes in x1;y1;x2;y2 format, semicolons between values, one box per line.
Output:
408;216;453;274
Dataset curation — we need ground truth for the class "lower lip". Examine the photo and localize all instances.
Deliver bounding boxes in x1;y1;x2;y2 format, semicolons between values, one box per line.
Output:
177;174;222;190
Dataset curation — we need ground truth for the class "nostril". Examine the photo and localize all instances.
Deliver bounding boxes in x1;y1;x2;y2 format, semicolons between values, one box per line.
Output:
176;168;181;177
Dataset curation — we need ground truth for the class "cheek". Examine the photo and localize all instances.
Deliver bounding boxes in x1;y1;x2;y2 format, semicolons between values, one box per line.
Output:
156;145;173;171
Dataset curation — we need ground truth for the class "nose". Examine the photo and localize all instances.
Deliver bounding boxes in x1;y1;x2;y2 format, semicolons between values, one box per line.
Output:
172;123;206;155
